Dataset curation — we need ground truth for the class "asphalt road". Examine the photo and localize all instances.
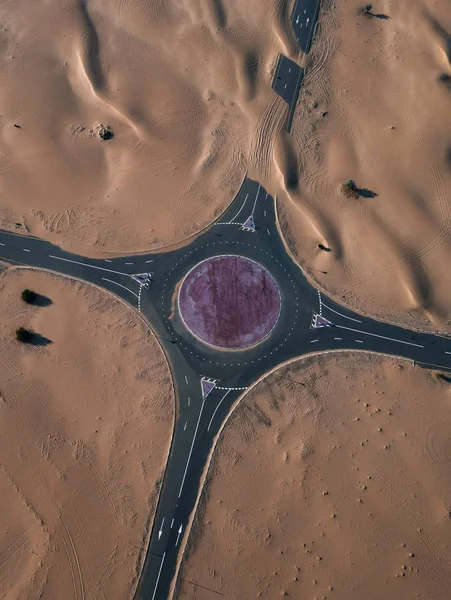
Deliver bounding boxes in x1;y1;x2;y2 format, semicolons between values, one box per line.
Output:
291;0;322;54
0;4;445;597
1;177;451;599
272;54;304;132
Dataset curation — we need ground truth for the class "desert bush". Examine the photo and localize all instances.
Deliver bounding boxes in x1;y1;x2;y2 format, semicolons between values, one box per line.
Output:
16;327;33;343
21;288;37;304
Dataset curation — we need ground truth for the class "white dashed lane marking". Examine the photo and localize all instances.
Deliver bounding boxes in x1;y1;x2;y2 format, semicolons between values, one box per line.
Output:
356;340;363;344
23;249;30;252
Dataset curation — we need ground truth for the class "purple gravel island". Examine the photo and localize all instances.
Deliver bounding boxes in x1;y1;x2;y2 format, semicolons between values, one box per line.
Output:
178;255;281;349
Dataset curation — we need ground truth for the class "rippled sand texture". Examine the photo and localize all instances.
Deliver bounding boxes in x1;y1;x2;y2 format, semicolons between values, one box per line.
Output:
175;353;451;599
0;269;173;599
280;0;451;330
0;0;298;254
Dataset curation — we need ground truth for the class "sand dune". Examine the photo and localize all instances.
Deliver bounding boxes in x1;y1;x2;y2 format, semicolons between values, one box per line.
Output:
0;0;293;255
175;353;451;599
279;0;451;331
0;268;173;599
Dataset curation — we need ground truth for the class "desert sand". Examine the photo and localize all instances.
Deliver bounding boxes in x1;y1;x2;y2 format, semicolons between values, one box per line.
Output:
2;0;450;333
0;0;293;255
0;268;173;599
279;0;451;331
175;352;451;599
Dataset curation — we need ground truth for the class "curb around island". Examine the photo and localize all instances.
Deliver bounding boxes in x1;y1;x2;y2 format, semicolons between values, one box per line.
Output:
169;347;417;598
0;263;178;599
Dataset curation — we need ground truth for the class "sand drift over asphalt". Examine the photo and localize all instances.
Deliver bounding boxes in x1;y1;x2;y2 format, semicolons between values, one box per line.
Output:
0;268;173;599
0;0;295;255
175;353;451;599
280;0;451;331
178;255;281;349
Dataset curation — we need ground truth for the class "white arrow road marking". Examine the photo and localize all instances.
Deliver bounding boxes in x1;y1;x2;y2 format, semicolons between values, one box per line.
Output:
179;400;206;498
158;517;165;540
175;525;183;547
151;552;166;600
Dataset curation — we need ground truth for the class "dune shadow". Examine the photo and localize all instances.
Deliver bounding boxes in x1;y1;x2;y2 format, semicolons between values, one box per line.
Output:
424;11;451;63
29;333;53;347
212;0;227;29
438;73;451;88
357;187;378;198
437;373;451;383
371;13;390;20
446;147;451;169
32;293;53;307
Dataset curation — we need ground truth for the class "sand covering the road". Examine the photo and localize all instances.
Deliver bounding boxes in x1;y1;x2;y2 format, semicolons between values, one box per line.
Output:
0;0;294;255
175;352;451;599
1;0;450;331
279;0;451;331
0;268;173;599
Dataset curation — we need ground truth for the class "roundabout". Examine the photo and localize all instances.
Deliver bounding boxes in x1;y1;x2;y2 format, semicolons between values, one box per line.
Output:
178;255;281;350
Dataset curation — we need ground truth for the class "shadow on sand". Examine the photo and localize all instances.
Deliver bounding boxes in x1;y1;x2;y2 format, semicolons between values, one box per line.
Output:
32;293;53;307
357;187;378;199
29;333;53;347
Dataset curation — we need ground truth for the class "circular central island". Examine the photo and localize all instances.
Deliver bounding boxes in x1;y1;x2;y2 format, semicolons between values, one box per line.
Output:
178;255;281;350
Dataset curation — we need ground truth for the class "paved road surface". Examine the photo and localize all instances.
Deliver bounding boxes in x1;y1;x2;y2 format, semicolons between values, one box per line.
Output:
272;54;304;131
291;0;322;54
1;178;451;600
1;3;448;598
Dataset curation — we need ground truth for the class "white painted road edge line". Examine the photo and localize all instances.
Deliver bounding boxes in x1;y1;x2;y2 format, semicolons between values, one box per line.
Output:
179;400;206;498
101;278;139;298
321;302;362;323
335;324;424;348
207;389;231;432
228;193;248;224
251;183;261;216
49;254;127;276
151;552;166;600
